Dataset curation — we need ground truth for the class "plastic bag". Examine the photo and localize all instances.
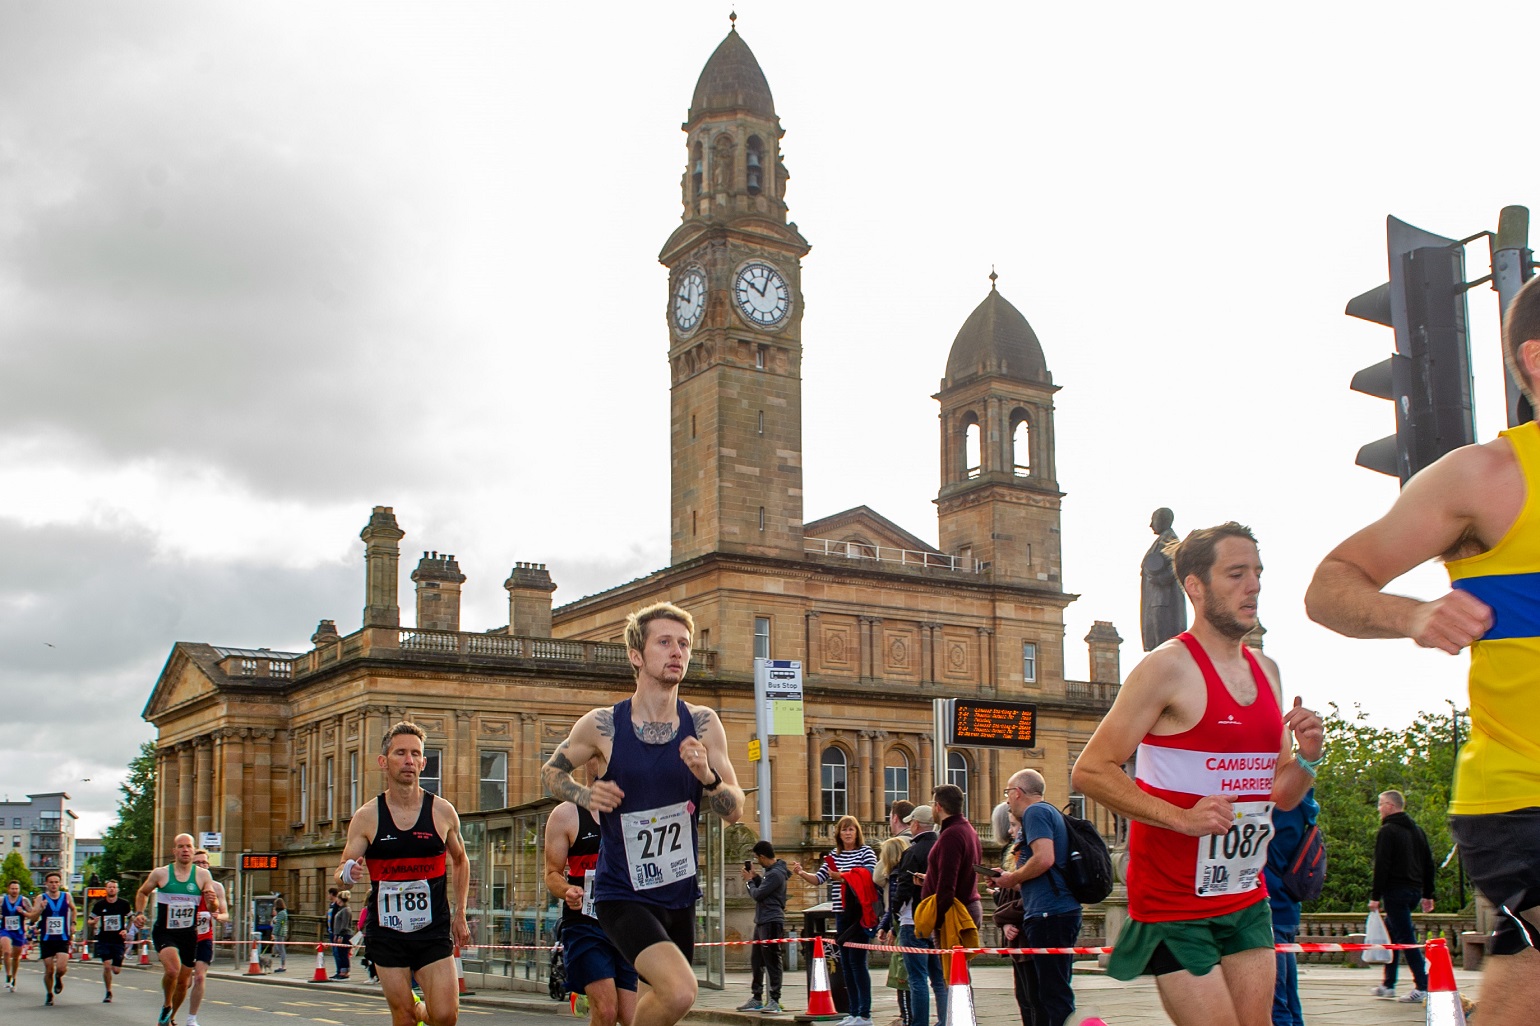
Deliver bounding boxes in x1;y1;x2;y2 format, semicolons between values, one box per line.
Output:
1363;909;1393;964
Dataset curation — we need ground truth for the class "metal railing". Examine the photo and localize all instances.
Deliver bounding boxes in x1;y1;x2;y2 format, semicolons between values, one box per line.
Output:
804;538;983;573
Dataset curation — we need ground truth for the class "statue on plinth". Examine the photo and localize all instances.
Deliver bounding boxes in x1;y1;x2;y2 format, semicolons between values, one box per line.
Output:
1140;507;1187;652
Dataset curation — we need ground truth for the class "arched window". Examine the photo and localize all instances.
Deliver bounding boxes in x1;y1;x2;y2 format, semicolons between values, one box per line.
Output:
884;750;910;809
947;751;970;813
746;136;764;195
963;415;981;480
821;747;848;820
692;141;704;198
1011;409;1031;476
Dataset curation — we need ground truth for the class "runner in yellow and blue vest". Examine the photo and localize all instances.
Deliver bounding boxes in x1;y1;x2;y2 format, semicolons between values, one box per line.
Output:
1308;271;1540;1026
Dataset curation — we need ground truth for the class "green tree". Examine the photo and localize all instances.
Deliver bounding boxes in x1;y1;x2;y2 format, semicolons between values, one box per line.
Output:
1;850;31;892
99;740;157;881
1306;703;1469;913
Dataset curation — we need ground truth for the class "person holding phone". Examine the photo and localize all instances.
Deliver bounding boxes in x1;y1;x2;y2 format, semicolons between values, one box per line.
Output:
792;816;877;1026
741;841;789;1014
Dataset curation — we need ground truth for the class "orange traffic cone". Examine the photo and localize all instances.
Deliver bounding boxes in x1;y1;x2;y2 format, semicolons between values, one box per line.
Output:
804;936;838;1019
137;940;151;965
943;948;975;1026
308;943;329;982
80;939;91;962
454;943;474;996
246;933;264;975
1423;938;1466;1026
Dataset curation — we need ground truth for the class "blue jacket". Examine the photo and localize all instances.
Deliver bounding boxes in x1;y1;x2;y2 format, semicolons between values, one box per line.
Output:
1263;788;1318;931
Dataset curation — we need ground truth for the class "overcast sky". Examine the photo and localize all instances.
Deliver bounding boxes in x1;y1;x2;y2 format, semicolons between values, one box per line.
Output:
2;1;1529;837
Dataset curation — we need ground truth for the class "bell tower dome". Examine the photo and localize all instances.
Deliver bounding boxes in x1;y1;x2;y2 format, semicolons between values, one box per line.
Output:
661;17;811;564
935;273;1063;585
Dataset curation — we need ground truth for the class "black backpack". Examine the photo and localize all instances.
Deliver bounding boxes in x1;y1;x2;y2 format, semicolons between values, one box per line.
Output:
1057;803;1114;904
1277;824;1327;903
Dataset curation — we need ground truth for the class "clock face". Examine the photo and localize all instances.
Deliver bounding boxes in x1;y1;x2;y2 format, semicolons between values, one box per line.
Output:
673;266;707;333
733;261;791;327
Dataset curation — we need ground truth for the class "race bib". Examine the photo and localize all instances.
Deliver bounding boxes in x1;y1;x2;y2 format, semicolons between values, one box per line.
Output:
1195;801;1274;897
580;871;596;919
167;903;196;930
621;802;696;891
3;915;18;932
376;879;433;933
45;916;64;937
102;914;122;932
196;911;212;935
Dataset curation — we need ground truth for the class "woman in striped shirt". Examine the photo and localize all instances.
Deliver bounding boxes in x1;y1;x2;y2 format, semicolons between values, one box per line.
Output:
792;816;877;1026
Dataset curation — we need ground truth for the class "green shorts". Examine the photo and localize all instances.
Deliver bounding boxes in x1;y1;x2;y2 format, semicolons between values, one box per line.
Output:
1106;899;1273;981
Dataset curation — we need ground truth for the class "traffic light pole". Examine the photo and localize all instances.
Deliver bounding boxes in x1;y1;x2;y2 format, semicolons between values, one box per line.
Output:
1491;206;1535;426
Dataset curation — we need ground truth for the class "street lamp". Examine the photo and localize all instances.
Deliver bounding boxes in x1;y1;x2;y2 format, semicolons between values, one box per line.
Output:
1446;699;1466;910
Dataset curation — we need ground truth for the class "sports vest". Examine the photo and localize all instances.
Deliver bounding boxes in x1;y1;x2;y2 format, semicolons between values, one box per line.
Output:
155;862;202;932
40;893;71;939
93;899;131;938
562;803;603;926
1447;421;1540;814
1127;632;1281;922
1;894;26;934
593;698;703;909
196;893;214;941
364;790;450;939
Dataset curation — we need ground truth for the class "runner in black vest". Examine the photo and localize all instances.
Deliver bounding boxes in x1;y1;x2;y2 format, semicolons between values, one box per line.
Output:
337;721;470;1026
544;770;638;1026
543;602;745;1026
88;879;132;1002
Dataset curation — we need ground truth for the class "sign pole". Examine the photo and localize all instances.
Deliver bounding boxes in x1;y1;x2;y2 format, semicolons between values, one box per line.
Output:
754;658;771;841
932;699;949;798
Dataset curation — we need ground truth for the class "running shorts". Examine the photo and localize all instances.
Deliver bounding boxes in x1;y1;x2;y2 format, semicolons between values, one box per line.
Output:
1106;898;1272;980
363;925;452;974
594;901;694;978
1450;808;1540;956
95;940;127;966
153;926;198;967
562;919;638;993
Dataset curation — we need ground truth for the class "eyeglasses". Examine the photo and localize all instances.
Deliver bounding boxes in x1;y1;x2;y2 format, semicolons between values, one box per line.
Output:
1002;787;1023;798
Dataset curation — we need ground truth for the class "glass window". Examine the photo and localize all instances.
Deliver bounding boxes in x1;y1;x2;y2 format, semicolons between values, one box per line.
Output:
298;763;308;823
947;751;969;812
884;752;909;810
1022;642;1038;683
754;617;771;660
324;756;334;820
820;748;847;820
421;750;443;796
349;751;359;812
479;751;508;810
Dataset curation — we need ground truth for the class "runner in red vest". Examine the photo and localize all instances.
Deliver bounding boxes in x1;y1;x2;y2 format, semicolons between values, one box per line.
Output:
1073;523;1325;1026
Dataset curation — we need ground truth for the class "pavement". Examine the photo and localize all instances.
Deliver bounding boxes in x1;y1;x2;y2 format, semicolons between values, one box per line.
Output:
195;955;1482;1026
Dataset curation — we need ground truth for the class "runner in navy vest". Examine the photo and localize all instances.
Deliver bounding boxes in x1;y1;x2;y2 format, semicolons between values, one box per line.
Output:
337;721;471;1026
1;878;30;992
135;832;216;1025
88;879;132;1003
26;870;75;1006
543;602;745;1026
545;761;639;1026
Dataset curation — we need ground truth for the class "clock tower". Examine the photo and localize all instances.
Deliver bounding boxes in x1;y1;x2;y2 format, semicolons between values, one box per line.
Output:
661;19;811;564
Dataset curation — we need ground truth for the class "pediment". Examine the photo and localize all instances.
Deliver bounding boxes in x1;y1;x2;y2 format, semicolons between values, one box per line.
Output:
804;505;939;556
142;644;222;722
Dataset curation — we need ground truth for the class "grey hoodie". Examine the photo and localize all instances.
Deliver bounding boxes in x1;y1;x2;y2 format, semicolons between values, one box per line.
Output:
746;858;789;925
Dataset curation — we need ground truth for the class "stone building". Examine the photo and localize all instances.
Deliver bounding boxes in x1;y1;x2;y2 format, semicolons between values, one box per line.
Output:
142;22;1122;948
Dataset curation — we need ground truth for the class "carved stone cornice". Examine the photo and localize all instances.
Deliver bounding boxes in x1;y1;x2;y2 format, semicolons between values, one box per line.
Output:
520;713;540;724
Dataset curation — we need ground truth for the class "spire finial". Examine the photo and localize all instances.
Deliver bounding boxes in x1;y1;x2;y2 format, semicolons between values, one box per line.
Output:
989;265;998;291
729;9;737;30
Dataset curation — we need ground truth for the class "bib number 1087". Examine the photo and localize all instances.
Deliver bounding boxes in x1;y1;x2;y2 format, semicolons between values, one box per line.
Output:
1203;819;1271;861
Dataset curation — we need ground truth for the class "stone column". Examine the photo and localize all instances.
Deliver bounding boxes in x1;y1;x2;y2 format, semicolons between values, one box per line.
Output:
871;731;889;820
985;396;1002;473
917;733;933;804
455;710;475;811
177;742;195;835
855;731;874;823
360;506;405;628
221;728;246;854
919;623;938;684
978;627;995;688
519;714;540;805
807;728;825;825
157;748;178;861
805;612;821;674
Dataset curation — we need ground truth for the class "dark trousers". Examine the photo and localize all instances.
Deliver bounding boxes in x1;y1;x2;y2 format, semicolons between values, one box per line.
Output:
1272;925;1302;1026
751;921;784;1001
1019;911;1080;1026
899;924;946;1026
332;934;351;974
1380;889;1427;991
1009;956;1040;1026
836;910;872;1018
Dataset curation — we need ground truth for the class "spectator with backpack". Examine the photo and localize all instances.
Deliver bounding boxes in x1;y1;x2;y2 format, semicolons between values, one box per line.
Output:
1264;787;1321;1026
995;769;1082;1026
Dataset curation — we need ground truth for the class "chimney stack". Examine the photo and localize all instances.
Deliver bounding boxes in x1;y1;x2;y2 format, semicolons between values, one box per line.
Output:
412;551;467;632
311;619;340;646
360;506;405;628
505;562;557;638
1085;621;1123;684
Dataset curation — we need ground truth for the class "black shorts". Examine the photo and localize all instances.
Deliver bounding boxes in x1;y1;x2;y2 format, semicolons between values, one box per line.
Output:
39;939;71;960
153;926;198;967
195;938;214;964
1450;808;1540;956
594;901;694;976
363;925;452;974
95;940;127;966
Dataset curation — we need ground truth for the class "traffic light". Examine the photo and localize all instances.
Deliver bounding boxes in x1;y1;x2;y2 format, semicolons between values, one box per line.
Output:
1346;216;1476;484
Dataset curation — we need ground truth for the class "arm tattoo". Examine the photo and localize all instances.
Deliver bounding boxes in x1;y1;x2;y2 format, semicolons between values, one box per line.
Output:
594;709;615;737
549;749;575;773
542;748;589;807
708;788;740;818
691;709;712;737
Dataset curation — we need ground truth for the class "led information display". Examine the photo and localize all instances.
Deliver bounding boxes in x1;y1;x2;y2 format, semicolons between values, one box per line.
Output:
948;699;1038;749
241;853;281;871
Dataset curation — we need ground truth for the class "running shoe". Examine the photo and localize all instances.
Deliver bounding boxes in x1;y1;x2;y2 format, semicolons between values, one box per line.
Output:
53;976;63;994
737;999;765;1011
103;991;112;1003
1371;985;1395;998
45;992;52;1006
1398;990;1427;1004
159;1004;174;1025
763;1000;784;1014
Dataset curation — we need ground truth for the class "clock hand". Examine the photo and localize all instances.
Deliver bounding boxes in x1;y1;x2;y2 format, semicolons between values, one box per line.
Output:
751;279;768;297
